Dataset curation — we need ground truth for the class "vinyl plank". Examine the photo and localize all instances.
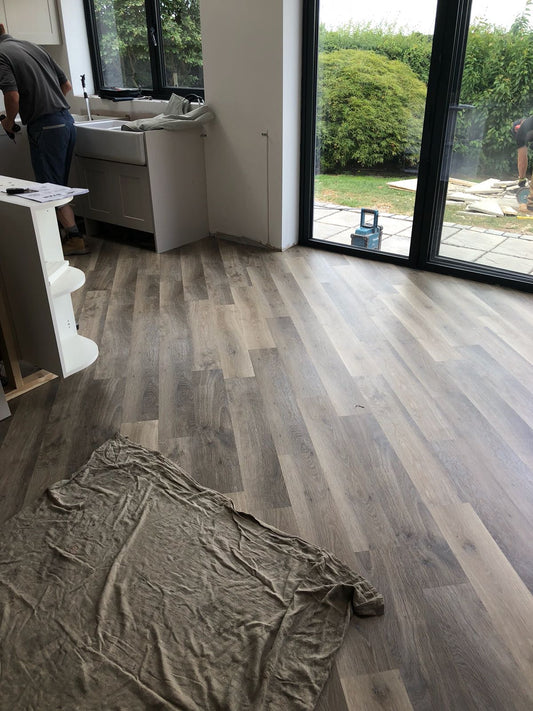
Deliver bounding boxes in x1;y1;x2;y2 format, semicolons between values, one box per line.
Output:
246;264;290;318
377;291;460;362
424;582;533;710
64;375;127;476
298;395;397;551
361;334;455;442
214;304;255;379
216;239;253;288
76;289;111;346
339;669;415;711
245;505;301;538
268;270;372;415
429;502;533;680
277;453;361;569
355;375;462;507
121;272;160;422
432;437;533;590
186;299;221;371
225;376;289;509
339;412;464;554
458;342;533;425
429;385;533;523
230;286;276;350
186;368;242;493
337;546;479;711
180;240;209;302
443;353;533;469
199;237;234;305
120;420;159;451
0;379;58;523
393;279;483;348
286;255;374;376
158;334;195;441
158;435;194;476
93;252;138;380
479;312;533;367
315;665;351;711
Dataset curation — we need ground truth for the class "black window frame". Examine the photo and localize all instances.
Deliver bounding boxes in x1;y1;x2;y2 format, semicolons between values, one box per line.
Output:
300;0;533;292
83;0;204;101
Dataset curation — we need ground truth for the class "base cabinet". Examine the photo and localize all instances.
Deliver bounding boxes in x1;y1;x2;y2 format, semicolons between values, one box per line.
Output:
74;158;154;233
72;128;209;253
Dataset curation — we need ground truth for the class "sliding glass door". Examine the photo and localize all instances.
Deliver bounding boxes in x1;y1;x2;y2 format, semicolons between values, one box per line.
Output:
312;0;438;259
300;0;533;289
433;1;533;277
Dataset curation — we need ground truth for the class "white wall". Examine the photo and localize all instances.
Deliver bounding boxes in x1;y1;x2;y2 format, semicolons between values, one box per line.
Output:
47;0;93;98
200;0;301;250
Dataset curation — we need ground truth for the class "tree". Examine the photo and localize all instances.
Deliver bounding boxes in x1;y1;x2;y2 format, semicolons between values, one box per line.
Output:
317;49;427;172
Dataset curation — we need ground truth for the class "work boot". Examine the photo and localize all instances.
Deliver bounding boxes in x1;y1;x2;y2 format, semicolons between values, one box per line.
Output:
62;235;90;256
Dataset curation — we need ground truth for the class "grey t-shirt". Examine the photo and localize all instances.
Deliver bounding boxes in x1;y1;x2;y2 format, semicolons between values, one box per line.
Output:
0;33;70;125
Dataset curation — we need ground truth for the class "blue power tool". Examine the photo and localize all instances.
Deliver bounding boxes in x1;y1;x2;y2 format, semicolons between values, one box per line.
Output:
351;209;383;249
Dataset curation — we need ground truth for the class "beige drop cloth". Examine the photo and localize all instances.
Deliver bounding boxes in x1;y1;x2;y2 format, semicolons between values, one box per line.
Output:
0;435;383;710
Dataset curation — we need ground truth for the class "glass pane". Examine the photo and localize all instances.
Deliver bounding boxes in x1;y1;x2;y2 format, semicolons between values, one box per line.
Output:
93;0;152;89
161;0;204;89
313;1;438;256
436;0;533;277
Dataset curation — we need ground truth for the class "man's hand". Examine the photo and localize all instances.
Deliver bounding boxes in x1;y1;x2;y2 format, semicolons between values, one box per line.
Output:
0;114;15;136
0;114;20;141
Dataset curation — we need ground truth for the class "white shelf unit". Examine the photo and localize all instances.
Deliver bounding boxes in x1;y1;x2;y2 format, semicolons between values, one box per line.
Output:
0;182;98;381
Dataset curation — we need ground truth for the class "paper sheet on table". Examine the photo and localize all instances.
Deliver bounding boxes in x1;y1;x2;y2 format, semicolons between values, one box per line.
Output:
20;183;89;203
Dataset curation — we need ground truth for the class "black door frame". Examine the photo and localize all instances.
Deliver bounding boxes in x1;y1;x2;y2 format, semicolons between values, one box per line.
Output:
299;0;533;292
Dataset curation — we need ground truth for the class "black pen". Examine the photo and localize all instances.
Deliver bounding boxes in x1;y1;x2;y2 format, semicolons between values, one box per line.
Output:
5;188;37;195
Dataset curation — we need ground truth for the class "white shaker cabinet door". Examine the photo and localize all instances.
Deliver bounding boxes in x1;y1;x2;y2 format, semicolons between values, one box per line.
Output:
0;0;61;45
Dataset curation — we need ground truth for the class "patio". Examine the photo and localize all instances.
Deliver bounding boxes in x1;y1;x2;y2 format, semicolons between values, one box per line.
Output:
314;203;533;275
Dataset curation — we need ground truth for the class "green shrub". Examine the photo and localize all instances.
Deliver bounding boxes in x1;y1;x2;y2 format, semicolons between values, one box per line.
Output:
317;49;427;172
319;22;433;83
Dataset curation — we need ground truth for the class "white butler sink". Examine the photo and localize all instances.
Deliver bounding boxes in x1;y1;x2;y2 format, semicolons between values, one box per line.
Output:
75;119;146;165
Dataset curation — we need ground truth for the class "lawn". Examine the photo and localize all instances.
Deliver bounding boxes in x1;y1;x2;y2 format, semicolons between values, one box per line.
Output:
315;173;532;235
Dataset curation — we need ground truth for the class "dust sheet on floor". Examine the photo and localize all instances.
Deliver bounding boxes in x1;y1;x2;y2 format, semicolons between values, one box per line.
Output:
0;434;383;710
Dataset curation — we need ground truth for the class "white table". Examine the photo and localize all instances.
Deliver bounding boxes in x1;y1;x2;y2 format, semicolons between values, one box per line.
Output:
0;176;98;410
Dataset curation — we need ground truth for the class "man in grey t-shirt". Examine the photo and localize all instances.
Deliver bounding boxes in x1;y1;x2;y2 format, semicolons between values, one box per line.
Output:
0;23;89;255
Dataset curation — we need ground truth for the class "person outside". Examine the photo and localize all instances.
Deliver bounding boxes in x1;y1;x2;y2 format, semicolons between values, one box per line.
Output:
0;23;89;255
512;116;533;214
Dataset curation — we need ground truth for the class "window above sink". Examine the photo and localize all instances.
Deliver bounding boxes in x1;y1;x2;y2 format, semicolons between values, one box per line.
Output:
83;0;204;101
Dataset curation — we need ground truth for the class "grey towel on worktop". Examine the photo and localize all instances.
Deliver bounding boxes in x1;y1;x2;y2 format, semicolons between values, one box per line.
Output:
121;93;214;132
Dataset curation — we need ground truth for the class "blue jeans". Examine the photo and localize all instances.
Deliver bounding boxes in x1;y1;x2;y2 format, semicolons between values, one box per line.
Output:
27;109;76;186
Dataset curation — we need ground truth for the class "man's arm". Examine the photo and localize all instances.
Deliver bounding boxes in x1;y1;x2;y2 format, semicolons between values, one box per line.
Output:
518;145;528;181
60;80;72;97
1;90;19;134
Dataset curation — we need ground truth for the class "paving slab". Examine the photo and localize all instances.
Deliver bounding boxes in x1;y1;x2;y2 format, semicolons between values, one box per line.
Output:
438;244;485;261
492;236;533;260
313;202;533;276
443;229;505;251
475;252;533;273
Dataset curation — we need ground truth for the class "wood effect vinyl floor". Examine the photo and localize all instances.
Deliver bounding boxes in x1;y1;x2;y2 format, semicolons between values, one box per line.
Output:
1;235;533;711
